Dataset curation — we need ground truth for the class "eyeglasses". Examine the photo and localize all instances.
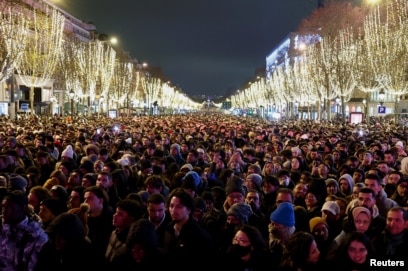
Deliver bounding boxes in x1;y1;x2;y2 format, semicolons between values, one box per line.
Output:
232;237;250;246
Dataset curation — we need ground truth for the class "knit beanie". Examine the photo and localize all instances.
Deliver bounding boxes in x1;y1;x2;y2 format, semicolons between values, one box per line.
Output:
225;178;245;196
61;145;74;159
9;174;28;192
41;198;68;217
226;203;253;224
246;173;263;188
309;217;328;232
270;202;295;227
182;171;201;191
325;178;339;189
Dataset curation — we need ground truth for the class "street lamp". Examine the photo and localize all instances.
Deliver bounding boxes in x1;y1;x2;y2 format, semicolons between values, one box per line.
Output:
99;95;105;115
69;89;75;116
335;97;341;118
379;88;385;106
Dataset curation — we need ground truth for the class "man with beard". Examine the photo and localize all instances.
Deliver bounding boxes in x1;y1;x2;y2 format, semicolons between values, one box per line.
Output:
268;202;295;266
245;189;269;239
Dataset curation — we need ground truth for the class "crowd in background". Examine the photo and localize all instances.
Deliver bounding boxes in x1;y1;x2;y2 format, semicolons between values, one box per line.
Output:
0;113;408;271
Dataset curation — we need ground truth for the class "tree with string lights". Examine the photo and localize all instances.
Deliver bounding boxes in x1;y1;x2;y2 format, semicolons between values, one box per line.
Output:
15;6;65;114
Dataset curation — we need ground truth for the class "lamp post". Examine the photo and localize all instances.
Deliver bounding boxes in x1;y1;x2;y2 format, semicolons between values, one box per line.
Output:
99;95;105;117
335;97;340;119
362;99;367;121
379;88;385;106
69;90;75;117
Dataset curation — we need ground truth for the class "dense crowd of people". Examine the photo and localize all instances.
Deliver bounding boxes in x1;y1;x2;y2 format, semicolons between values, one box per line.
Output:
0;113;408;271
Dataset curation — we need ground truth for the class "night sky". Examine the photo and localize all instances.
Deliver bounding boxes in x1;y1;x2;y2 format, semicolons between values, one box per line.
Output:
57;0;318;97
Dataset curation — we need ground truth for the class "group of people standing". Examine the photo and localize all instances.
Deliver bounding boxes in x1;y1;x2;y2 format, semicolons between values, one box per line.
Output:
0;113;407;271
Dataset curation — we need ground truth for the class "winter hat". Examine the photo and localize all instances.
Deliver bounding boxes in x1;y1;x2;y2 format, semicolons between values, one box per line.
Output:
68;202;90;236
321;201;340;215
61;145;74;159
325;178;339;189
170;143;181;153
309;217;328;232
339;174;354;192
225;178;245;196
308;178;327;202
4;190;27;207
9;174;28;191
117;157;130;166
351;206;371;221
182;171;201;190
227;203;253;224
40;198;68;217
270;202;295;227
180;163;193;172
245;173;263;188
85;144;100;155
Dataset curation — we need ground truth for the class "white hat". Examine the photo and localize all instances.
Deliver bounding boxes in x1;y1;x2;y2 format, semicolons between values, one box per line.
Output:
61;145;74;159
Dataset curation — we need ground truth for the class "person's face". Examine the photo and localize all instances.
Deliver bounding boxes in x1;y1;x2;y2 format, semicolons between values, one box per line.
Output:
364;179;381;196
84;191;103;214
169;196;190;223
317;164;328;176
305;193;318;208
386;209;406;235
38;205;55;224
347;240;368;264
354;212;371;233
307;240;320;264
69;191;82;209
27;192;40;212
353;171;363;183
113;207;135;230
67;172;81;188
387;173;401;186
326;184;338;195
245;191;260;211
293;183;307;199
1;199;25;225
291;158;300;169
377;163;389;174
131;243;146;263
276;192;292;206
358;192;376;209
397;182;408;197
262;181;278;195
339;179;350;193
147;202;166;224
313;223;329;240
384;153;395;165
232;230;251;249
227;192;245;206
96;174;112;190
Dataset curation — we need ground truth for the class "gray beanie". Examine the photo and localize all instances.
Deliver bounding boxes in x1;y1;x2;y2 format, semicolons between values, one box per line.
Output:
246;173;263;188
227;203;253;224
170;143;181;153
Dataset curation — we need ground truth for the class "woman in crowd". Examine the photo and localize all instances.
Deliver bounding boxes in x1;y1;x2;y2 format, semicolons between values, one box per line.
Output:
279;231;321;271
221;224;271;271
